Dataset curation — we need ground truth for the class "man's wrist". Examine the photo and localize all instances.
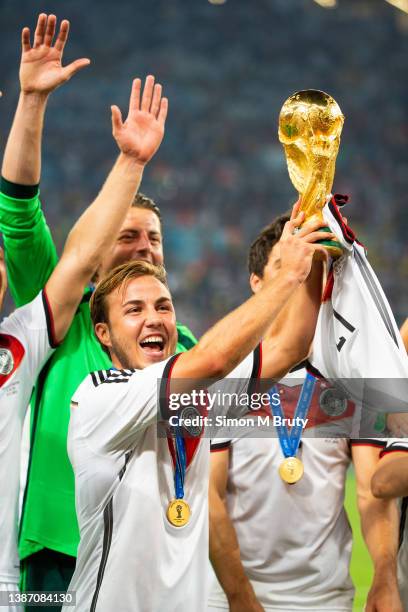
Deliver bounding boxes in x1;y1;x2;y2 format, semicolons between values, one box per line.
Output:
372;560;398;583
227;583;258;606
19;90;49;109
117;153;146;173
272;269;302;294
20;89;48;101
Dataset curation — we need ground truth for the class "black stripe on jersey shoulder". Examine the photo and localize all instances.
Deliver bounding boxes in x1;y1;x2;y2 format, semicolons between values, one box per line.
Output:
91;368;138;387
41;289;60;348
119;450;133;481
351;439;386;448
210;440;231;452
91;371;99;387
354;248;399;347
159;354;181;420
381;443;408;455
289;360;307;374
247;343;262;397
305;360;324;380
333;309;355;332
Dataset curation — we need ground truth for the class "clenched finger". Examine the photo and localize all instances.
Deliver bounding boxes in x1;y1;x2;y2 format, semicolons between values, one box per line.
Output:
296;219;330;238
303;230;336;243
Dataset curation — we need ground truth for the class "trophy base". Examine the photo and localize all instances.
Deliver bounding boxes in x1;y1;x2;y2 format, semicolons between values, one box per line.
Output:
316;226;343;259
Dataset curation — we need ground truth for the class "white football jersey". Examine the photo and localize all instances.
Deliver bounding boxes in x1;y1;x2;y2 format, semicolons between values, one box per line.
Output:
380;439;408;610
64;350;259;612
208;368;385;611
311;197;408;417
0;292;55;584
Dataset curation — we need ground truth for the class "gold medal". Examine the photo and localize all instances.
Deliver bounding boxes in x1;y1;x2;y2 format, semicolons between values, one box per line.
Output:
167;498;191;527
279;456;304;484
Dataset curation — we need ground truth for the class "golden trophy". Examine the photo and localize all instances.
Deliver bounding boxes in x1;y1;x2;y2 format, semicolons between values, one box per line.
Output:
278;90;344;258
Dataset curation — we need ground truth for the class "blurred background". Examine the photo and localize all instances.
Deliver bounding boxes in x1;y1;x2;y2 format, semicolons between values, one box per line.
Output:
1;1;407;609
1;0;408;335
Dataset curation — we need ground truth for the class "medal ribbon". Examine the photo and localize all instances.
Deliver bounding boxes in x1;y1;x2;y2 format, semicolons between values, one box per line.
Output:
173;431;187;500
268;372;316;458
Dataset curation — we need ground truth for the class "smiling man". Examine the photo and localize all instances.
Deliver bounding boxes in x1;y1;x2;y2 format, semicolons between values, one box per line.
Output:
207;212;402;612
63;207;331;612
98;193;163;275
0;64;168;610
0;14;195;598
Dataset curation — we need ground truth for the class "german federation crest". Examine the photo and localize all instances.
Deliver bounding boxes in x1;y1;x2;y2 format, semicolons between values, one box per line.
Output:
0;348;14;376
180;406;203;438
319;387;348;417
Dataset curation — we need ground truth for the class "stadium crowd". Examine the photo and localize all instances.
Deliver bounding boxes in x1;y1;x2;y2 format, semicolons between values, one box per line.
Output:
1;0;408;335
1;2;408;612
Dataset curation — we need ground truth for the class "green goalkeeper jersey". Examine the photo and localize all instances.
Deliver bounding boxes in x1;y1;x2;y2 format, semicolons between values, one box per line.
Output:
0;180;197;559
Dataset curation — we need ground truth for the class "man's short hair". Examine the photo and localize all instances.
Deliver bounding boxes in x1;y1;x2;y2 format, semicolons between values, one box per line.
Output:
132;193;162;226
90;260;168;328
248;213;290;278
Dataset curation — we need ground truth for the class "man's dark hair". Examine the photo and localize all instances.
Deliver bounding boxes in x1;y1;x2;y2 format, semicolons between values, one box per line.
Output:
248;213;290;278
132;192;162;226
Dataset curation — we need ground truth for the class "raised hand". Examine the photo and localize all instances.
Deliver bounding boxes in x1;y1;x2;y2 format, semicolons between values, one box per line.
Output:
111;76;168;165
20;14;90;95
278;202;333;284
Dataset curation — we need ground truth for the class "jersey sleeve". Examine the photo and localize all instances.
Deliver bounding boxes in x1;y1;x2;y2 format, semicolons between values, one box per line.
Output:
310;196;408;414
350;438;386;450
210;439;232;452
379;438;408;457
1;290;56;381
73;358;175;454
154;345;261;448
0;179;58;307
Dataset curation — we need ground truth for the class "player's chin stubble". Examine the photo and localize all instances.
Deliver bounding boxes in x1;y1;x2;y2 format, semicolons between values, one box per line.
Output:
109;332;139;370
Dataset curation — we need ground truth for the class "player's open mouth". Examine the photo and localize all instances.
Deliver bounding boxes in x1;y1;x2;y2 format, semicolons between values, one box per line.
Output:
139;335;166;355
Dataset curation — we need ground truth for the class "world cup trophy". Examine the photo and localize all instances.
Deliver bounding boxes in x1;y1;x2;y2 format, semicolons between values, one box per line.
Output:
278;90;345;258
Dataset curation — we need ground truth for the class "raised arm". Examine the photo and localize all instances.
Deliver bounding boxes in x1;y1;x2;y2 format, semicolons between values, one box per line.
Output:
172;210;331;382
46;76;168;342
260;233;324;380
3;14;89;185
0;14;90;306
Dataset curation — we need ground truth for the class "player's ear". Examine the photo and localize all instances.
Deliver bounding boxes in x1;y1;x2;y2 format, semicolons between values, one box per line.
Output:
250;272;263;294
94;322;112;351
